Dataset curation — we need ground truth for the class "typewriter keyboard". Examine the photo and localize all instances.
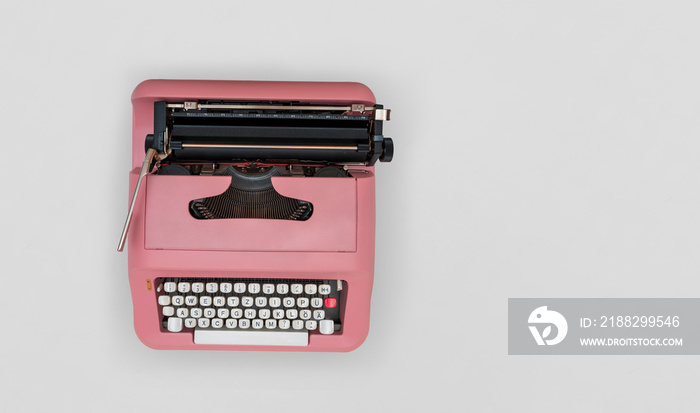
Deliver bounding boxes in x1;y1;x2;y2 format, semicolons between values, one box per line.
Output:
156;278;342;346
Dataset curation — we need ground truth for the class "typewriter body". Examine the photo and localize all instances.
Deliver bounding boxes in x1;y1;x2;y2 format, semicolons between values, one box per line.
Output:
119;80;392;351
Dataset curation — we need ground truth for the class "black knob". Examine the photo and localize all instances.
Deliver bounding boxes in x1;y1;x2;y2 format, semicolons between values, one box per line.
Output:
380;137;393;162
144;134;155;153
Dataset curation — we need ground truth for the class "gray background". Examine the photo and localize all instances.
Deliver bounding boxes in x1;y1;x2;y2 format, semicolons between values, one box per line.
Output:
1;0;699;411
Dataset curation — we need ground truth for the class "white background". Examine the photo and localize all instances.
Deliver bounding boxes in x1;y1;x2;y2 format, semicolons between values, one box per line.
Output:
2;1;700;411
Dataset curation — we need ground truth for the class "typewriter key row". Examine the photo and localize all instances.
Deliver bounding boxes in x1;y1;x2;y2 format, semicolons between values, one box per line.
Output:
159;295;335;309
156;278;342;346
163;281;334;295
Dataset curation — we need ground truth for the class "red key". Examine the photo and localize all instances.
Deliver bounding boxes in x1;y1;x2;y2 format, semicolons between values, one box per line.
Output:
324;297;337;308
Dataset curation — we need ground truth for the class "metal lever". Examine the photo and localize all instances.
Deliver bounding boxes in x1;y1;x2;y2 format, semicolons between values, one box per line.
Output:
117;148;158;252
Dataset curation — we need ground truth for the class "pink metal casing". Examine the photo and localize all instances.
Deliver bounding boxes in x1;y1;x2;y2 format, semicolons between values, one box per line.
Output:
127;80;377;351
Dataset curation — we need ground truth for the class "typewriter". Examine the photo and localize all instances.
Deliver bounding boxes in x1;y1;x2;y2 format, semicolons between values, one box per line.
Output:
118;80;393;351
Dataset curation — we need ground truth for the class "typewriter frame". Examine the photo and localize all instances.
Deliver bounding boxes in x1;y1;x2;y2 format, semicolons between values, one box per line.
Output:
127;80;381;351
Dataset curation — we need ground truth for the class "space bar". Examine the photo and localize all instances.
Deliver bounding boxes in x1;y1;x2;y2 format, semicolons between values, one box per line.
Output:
194;329;309;346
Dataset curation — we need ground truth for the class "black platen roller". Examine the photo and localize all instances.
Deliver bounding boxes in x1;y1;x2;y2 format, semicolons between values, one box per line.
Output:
146;101;392;166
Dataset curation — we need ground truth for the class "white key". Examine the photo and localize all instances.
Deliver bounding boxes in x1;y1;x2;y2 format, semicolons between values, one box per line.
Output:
158;295;171;306
198;318;210;328
273;309;285;320
305;320;317;330
204;308;216;318
242;297;254;307
234;283;246;293
277;284;289;294
248;283;261;294
167;317;183;332
263;284;275;294
313;310;326;320
311;298;323;308
291;284;303;294
185;296;197;306
185;318;197;328
220;283;233;293
319;320;334;334
231;308;243;319
192;283;204;293
213;296;225;307
178;282;190;293
194;329;308;346
212;318;223;329
217;308;230;318
255;297;267;307
292;320;304;330
319;285;331;295
244;309;257;319
286;309;298;319
279;319;291;330
227;296;240;307
283;297;295;308
269;297;281;308
200;296;212;307
297;297;309;308
266;319;277;329
299;310;312;320
225;319;238;329
259;309;271;319
163;306;175;317
305;284;317;295
176;308;189;318
172;296;184;306
191;308;202;318
252;319;264;329
206;282;218;293
238;319;250;329
164;282;177;293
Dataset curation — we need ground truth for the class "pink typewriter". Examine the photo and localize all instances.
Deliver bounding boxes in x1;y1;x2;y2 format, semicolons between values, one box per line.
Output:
118;80;393;351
